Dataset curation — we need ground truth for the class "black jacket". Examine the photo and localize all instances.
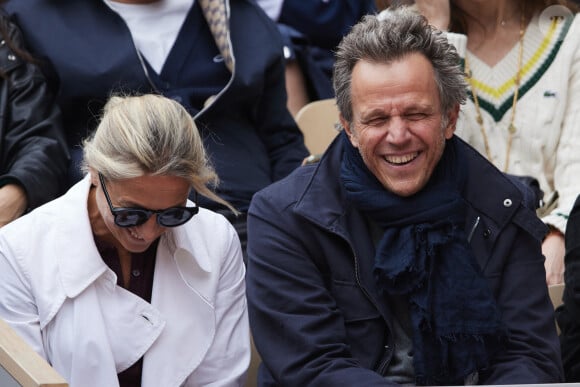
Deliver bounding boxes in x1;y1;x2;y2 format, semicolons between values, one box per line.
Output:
0;12;68;210
557;194;580;381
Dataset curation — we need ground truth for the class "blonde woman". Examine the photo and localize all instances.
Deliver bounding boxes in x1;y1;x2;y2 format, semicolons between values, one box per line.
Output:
0;94;249;386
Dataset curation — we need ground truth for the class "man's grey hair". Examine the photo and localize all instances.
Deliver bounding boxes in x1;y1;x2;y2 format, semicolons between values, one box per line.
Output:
333;6;467;124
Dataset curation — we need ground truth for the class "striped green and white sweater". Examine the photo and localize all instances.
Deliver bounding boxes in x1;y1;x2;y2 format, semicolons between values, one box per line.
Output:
448;12;580;233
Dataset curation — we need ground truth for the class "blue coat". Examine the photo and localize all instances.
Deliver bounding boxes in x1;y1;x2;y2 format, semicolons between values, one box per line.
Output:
4;0;308;212
557;193;580;381
246;135;563;385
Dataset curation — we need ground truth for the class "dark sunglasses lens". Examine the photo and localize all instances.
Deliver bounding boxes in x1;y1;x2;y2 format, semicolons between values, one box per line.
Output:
114;209;150;228
158;208;195;227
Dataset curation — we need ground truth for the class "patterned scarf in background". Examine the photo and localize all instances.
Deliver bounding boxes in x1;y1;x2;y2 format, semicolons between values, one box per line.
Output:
340;132;506;385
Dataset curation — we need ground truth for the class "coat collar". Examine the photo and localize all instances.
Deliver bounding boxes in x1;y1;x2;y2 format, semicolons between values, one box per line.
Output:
53;176;110;298
293;134;350;237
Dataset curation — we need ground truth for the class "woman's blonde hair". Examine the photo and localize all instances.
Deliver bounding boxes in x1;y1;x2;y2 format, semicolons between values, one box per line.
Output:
82;93;235;212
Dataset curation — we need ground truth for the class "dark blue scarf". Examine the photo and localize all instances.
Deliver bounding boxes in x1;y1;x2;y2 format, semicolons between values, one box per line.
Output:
340;132;506;385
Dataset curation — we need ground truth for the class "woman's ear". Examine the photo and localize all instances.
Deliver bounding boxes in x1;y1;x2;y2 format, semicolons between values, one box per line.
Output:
88;168;99;187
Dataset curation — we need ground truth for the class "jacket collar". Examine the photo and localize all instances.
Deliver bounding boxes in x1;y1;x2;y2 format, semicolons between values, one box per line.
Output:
294;135;350;237
54;176;111;298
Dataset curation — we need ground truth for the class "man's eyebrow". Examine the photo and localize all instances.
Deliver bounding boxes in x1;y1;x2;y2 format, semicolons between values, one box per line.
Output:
359;104;434;119
403;103;434;112
359;108;389;121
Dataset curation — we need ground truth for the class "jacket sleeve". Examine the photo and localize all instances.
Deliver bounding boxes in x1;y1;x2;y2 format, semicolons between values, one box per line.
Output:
556;193;580;381
0;15;69;210
246;186;393;386
186;221;250;387
261;57;309;181
248;9;309;181
0;242;47;360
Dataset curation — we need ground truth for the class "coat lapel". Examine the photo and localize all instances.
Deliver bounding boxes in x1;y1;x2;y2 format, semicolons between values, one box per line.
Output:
142;224;216;387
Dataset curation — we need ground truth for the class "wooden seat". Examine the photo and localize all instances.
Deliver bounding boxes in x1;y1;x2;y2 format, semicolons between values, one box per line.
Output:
0;318;68;387
294;98;341;155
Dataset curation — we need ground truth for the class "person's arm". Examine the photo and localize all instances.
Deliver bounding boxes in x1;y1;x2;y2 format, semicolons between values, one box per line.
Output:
543;229;566;285
0;183;27;226
478;210;563;383
557;194;580;381
542;19;580;284
246;189;392;386
0;16;69;215
253;21;310;181
185;222;250;386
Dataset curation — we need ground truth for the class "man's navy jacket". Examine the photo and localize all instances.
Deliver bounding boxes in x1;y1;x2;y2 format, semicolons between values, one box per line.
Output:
247;134;563;385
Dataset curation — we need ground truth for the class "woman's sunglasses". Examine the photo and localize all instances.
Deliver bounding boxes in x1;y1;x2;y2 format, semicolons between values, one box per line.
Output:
98;172;198;228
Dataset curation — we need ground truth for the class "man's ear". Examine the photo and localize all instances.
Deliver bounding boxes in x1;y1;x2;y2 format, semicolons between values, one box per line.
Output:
444;104;460;139
340;114;359;148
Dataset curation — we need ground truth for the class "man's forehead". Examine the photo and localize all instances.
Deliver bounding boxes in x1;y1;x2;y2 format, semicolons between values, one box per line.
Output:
349;56;439;112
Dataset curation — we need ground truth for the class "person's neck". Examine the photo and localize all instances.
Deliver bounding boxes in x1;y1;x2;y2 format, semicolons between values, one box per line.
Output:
454;0;522;35
88;185;133;287
455;0;526;67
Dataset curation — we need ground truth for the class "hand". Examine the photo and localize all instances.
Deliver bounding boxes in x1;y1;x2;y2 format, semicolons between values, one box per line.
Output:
0;183;28;227
542;230;565;285
413;0;451;31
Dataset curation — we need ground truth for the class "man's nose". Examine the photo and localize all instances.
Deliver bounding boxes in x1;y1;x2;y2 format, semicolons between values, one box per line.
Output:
385;116;411;144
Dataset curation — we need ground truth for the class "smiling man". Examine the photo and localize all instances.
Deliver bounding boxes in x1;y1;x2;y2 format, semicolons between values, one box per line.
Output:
246;6;563;386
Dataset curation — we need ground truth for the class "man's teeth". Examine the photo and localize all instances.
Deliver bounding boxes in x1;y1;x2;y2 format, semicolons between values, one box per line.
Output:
385;152;419;165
